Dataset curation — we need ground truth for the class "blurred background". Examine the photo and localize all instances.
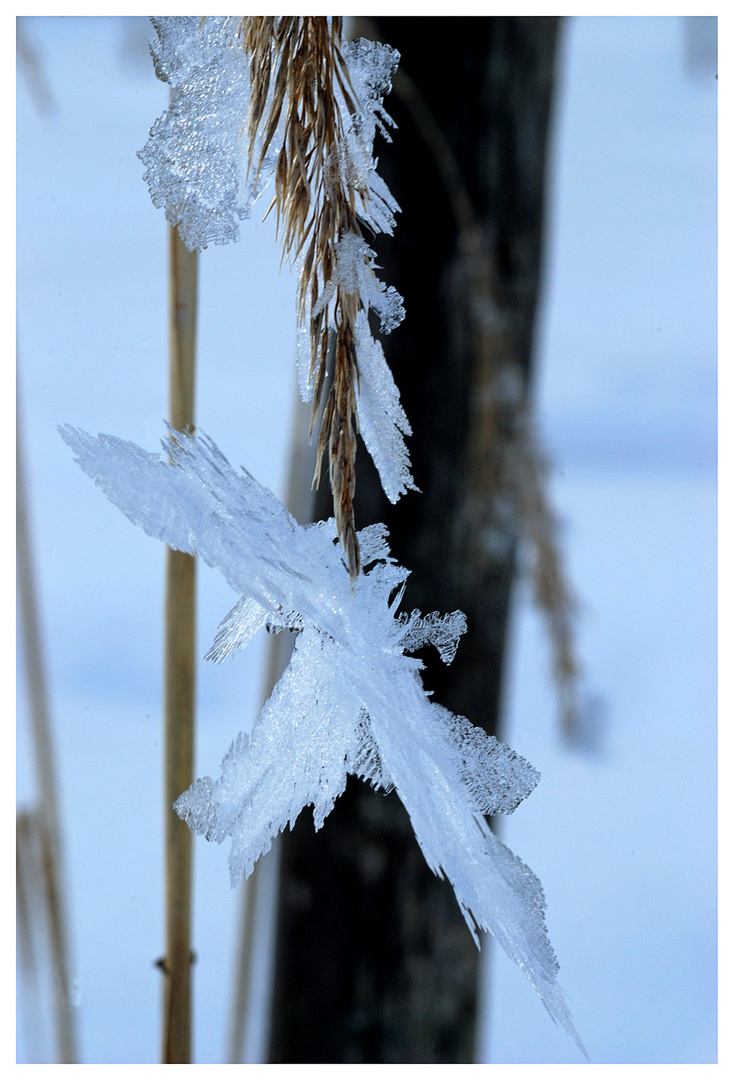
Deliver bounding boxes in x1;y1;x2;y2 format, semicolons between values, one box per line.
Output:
16;15;716;1064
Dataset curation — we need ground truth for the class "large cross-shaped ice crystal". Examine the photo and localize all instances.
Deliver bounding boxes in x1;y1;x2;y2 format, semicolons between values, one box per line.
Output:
61;423;585;1055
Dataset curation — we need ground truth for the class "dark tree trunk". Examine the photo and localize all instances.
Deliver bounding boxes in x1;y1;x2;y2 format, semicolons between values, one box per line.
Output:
268;16;561;1063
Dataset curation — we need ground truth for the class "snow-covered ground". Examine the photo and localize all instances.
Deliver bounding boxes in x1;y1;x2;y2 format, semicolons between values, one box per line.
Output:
16;16;717;1065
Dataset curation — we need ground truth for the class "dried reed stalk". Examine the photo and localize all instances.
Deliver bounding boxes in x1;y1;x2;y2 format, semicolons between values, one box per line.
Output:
239;16;369;576
161;227;198;1063
16;18;55;115
17;809;51;1061
17;811;38;983
17;405;78;1063
227;863;258;1063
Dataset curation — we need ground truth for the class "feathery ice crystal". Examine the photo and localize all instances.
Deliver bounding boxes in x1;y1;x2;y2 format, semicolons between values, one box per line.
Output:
61;424;586;1056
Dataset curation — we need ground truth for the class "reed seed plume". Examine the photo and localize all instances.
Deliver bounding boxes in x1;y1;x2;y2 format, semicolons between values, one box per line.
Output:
238;16;387;577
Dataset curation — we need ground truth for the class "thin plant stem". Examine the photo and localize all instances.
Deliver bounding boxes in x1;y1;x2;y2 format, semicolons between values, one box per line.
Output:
16;400;78;1063
17;810;51;1061
161;227;198;1064
227;861;258;1064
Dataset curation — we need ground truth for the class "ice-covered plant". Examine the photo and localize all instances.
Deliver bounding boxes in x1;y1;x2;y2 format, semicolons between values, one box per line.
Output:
64;14;586;1057
139;15;415;577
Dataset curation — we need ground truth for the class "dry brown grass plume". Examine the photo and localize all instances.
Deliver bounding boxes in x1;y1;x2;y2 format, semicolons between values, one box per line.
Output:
239;16;374;577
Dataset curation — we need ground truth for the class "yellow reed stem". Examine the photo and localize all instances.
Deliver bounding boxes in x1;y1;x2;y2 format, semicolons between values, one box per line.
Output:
161;227;198;1064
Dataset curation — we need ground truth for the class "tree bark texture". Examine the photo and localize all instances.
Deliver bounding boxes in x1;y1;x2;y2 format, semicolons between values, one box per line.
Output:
269;17;561;1063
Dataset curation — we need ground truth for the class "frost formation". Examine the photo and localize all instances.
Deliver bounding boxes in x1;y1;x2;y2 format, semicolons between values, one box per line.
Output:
139;15;415;512
61;424;586;1055
138;17;262;251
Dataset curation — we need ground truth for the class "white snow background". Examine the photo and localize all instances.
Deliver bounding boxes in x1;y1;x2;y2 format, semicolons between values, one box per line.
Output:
16;15;717;1065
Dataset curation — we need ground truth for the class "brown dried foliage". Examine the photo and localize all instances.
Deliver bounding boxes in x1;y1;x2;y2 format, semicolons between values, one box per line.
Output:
239;16;376;577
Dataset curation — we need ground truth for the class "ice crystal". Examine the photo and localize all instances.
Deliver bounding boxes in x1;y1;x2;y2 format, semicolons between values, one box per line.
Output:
138;17;271;251
60;424;586;1055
